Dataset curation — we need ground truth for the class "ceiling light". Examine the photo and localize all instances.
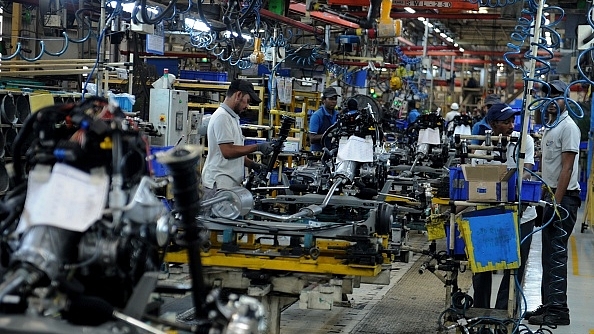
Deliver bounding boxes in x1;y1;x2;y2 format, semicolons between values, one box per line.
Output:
454;43;459;47
459;47;465;52
446;37;453;43
223;31;252;40
434;28;440;33
418;17;425;22
404;7;415;13
427;23;433;28
185;17;211;32
440;32;447;38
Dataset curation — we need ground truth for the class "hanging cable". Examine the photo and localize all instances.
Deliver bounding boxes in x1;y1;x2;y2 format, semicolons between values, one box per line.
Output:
0;8;94;61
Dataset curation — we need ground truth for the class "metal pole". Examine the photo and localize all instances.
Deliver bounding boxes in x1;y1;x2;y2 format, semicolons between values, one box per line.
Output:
96;0;107;97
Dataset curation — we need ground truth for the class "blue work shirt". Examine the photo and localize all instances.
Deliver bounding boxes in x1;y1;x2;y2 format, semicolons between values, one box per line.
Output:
309;106;338;151
471;118;491;145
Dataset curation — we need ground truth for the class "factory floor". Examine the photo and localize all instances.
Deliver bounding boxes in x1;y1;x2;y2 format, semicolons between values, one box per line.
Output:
280;207;594;334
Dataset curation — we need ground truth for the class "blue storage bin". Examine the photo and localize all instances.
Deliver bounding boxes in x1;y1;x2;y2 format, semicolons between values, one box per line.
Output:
150;146;174;177
179;70;228;82
445;224;466;256
520;181;542;202
507;171;542;202
113;96;134;112
270;171;278;185
449;167;468;200
345;70;367;88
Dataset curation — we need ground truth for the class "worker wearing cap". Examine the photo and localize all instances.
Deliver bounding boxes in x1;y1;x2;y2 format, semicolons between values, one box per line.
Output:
471;103;536;311
202;79;274;201
471;94;502;145
526;79;580;326
309;87;340;152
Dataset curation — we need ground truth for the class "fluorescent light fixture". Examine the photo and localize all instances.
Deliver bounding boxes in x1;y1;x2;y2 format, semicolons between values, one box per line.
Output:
454;43;459;47
427;23;433;28
223;31;252;40
440;32;447;38
417;17;425;22
459;47;465;52
185;17;210;32
446;37;453;43
109;1;136;12
109;1;159;14
434;28;440;33
404;7;415;13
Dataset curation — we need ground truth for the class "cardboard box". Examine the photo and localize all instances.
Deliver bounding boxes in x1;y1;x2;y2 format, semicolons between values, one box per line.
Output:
461;165;515;202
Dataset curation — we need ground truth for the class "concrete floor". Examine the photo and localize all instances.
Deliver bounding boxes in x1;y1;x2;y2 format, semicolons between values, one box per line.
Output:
280;208;594;333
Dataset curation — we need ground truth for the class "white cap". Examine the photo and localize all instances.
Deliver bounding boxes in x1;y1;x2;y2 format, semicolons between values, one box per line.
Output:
450;102;459;110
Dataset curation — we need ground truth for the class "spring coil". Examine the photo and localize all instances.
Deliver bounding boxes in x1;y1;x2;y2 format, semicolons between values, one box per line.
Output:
503;1;583;128
393;46;422;65
404;77;428;100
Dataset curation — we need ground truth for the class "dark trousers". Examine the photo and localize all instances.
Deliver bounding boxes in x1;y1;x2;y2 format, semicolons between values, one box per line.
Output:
472;219;535;309
540;193;581;310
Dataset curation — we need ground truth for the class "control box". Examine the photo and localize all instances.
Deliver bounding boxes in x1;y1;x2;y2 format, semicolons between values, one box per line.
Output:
148;89;188;147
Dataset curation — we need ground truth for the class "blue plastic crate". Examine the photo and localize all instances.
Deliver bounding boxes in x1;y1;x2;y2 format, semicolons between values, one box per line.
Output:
270;171;278;185
520;181;542;202
507;172;542;202
150;146;174;177
345;70;367;88
445;224;466;256
449;167;468;200
179;70;228;82
113;96;134;112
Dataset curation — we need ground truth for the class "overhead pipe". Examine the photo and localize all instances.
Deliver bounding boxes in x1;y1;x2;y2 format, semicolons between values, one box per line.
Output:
400;49;562;58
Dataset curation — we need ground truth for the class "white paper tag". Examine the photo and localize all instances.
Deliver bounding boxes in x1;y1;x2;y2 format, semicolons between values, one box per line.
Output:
337;135;374;162
18;163;109;233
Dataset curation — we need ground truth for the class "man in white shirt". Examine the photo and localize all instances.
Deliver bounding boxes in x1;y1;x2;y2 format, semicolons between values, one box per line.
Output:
526;80;580;326
471;103;537;310
201;79;274;201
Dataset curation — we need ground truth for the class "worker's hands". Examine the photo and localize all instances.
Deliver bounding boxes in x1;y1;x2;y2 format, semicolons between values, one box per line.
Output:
257;142;274;155
250;162;266;173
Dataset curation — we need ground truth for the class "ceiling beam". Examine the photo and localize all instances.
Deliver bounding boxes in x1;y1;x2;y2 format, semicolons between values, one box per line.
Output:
288;3;360;29
260;8;325;34
348;12;503;20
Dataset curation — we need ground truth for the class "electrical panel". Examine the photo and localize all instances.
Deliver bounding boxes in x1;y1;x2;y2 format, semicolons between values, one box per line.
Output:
44;15;61;27
187;110;203;145
149;89;188;147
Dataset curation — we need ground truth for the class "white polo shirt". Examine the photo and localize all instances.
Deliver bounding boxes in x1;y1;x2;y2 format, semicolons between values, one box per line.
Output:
201;104;246;189
541;111;581;191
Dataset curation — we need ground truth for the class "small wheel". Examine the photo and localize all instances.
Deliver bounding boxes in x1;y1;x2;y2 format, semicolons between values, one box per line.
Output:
309;247;320;260
201;240;212;253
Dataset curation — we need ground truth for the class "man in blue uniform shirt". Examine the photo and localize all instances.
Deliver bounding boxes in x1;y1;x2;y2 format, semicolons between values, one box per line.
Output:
309;87;340;151
471;94;502;145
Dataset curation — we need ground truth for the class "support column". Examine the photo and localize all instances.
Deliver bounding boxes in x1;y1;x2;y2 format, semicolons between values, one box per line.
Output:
9;2;22;70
